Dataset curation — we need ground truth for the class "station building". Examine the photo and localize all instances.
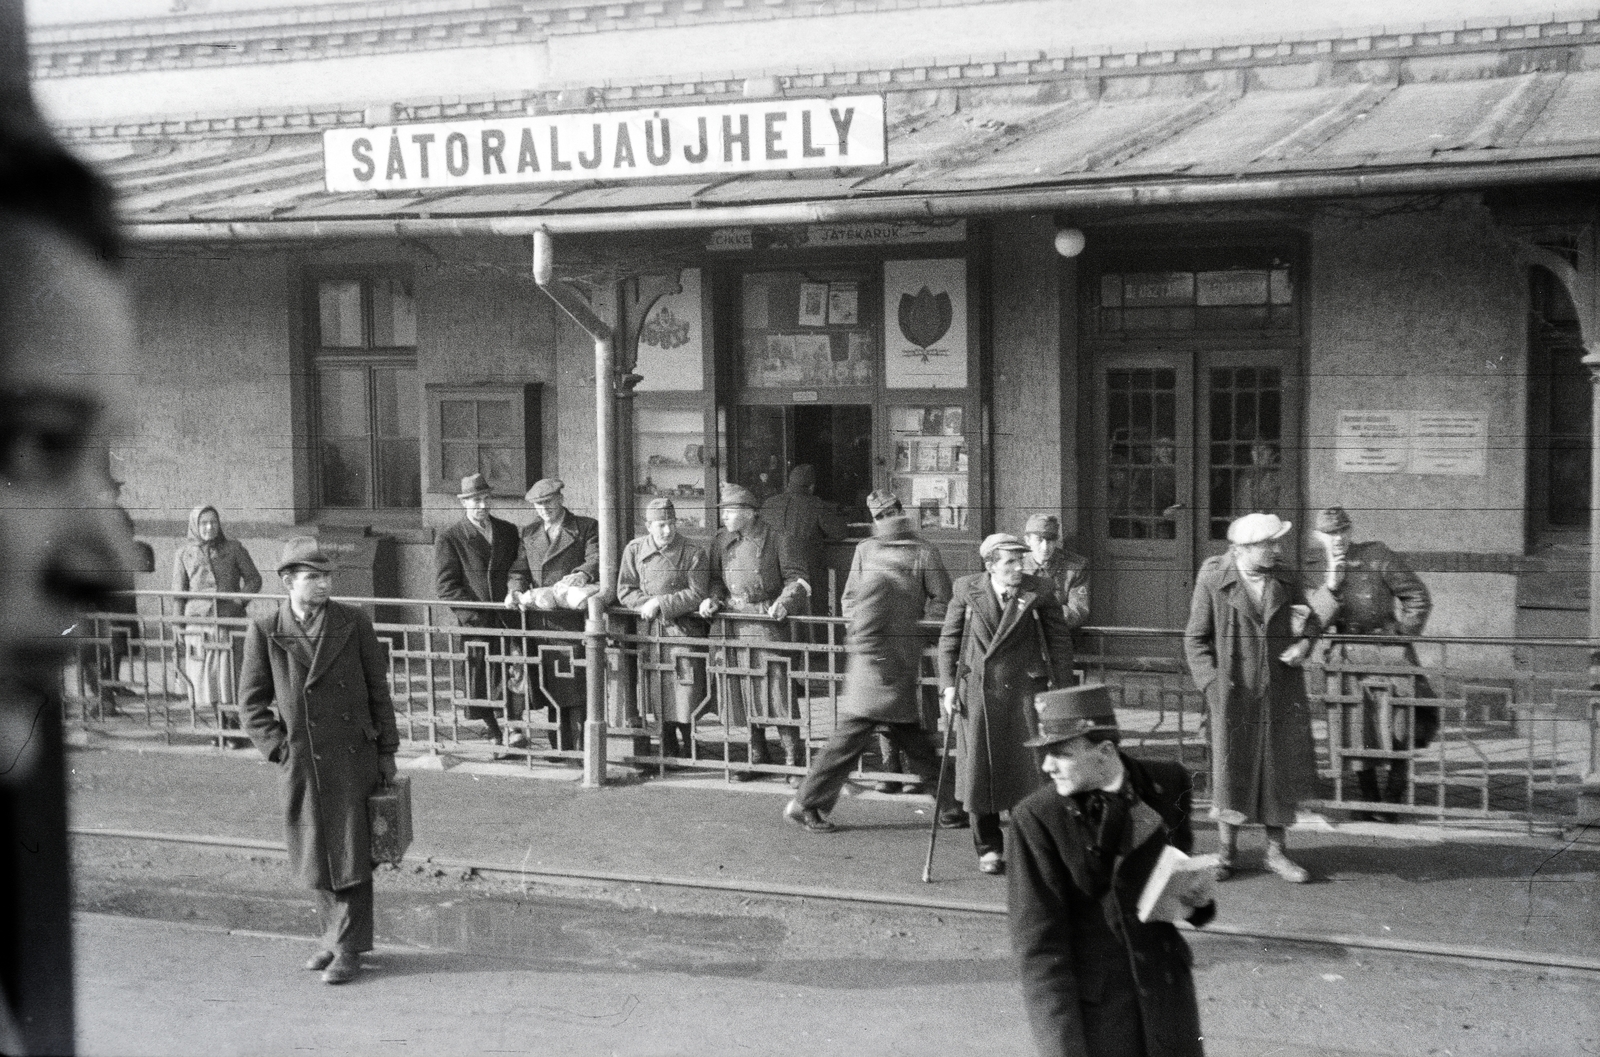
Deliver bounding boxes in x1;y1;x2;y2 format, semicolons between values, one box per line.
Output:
30;0;1600;678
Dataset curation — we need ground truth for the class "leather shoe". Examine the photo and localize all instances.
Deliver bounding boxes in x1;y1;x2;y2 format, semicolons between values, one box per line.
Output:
1265;845;1310;884
937;809;970;829
730;770;757;783
783;799;838;833
977;852;1005;875
304;949;335;971
900;782;925;796
874;781;903;794
320;953;360;984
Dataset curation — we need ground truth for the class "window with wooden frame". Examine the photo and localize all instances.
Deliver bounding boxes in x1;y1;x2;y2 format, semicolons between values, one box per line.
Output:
311;274;421;510
424;384;543;498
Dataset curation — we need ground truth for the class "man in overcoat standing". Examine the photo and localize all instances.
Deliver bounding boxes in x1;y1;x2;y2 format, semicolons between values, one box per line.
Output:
508;478;600;753
1009;685;1215;1057
434;473;523;747
783;514;952;831
238;538;400;984
939;533;1075;874
1183;513;1320;883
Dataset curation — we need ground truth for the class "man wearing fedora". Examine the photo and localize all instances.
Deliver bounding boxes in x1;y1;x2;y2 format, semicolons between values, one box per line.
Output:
841;489;952;796
435;473;524;748
1183;512;1321;883
508;478;600;754
699;483;809;781
1021;513;1091;630
1009;685;1215;1057
238;538;400;984
939;533;1075;874
1306;504;1435;821
783;513;954;831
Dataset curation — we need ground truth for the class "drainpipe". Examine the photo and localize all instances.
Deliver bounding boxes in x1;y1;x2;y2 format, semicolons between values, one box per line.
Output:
532;228;615;789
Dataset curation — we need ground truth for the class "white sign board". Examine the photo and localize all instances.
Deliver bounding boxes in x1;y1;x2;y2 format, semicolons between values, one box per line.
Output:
706;219;966;251
883;259;968;389
324;96;887;192
635;269;704;392
1336;410;1409;474
1409;412;1486;476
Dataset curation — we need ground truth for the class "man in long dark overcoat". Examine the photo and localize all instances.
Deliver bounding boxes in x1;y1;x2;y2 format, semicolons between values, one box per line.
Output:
1183;513;1320;883
782;514;952;831
1010;685;1215;1057
939;533;1075;874
239;538;400;984
434;472;523;746
508;477;600;753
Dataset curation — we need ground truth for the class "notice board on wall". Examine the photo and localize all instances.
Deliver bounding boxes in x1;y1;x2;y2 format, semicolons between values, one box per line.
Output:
1335;410;1486;476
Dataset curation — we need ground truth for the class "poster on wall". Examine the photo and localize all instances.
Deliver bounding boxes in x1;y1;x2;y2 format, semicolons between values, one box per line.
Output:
635;269;704;391
1335;410;1408;473
1409;412;1486;476
883;258;967;389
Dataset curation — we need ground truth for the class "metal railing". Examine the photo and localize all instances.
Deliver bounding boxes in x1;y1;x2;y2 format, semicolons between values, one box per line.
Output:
63;591;1599;831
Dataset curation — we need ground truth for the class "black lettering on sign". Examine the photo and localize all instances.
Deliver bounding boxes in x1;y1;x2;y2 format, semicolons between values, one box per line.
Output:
684;117;709;164
385;131;406;180
550;126;572;171
645;114;671;165
445;132;470;177
578;123;603;170
517;127;541;172
764;111;787;160
482;129;506;175
614;123;636;168
411;133;436;178
351;137;375;182
800;111;825;158
829;108;854;156
723;114;749;163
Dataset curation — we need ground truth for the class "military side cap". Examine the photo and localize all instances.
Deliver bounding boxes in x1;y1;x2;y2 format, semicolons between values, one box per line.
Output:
873;513;918;544
1023;513;1061;539
525;477;565;502
457;472;492;499
866;489;902;518
644;497;676;521
276;536;333;575
719;484;758;508
1025;684;1118;747
1226;512;1291;546
979;533;1029;560
1315;505;1352;534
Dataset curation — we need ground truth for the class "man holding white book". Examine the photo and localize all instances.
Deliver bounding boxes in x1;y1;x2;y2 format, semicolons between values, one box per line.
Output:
1008;685;1215;1057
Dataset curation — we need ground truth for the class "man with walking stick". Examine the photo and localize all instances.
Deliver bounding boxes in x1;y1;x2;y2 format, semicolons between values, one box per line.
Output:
783;514;953;833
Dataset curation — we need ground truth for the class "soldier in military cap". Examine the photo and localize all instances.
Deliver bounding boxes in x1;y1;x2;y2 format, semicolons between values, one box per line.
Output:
939;533;1075;874
1307;504;1436;820
1009;685;1214;1057
841;488;952;794
618;497;711;760
507;478;600;754
1021;513;1091;629
699;483;809;780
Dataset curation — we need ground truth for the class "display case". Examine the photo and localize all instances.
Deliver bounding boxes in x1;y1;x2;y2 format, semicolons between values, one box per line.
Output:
632;402;711;536
888;403;971;533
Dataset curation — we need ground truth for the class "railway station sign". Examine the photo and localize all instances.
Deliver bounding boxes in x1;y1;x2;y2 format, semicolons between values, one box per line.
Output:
324;95;887;192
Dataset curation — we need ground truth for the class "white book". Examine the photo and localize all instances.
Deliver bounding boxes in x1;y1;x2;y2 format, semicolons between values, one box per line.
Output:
1136;845;1219;923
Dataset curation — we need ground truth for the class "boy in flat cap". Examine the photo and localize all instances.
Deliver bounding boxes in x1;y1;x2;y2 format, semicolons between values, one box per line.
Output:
1009;686;1214;1057
1021;513;1091;630
618;497;711;761
939;533;1075;874
1183;513;1320;882
507;478;600;754
238;538;400;984
1307;505;1435;821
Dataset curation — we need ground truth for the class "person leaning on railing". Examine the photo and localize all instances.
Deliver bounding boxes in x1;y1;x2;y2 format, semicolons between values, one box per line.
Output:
171;503;261;717
617;497;710;761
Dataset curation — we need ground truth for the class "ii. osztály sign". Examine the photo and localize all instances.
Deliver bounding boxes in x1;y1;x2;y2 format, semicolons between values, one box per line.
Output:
323;95;887;192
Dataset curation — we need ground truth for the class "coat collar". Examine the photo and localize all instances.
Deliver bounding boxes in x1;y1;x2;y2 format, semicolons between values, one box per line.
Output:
269;600;351;687
1217;557;1290;623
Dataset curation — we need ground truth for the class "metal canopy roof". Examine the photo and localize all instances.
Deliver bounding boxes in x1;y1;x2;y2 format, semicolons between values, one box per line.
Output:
88;69;1600;234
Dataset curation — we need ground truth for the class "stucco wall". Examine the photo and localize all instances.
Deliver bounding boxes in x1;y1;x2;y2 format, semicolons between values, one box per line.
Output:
1307;198;1526;559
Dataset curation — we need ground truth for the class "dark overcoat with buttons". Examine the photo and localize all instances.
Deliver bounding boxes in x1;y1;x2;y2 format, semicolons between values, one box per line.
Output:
1009;755;1213;1057
238;601;400;891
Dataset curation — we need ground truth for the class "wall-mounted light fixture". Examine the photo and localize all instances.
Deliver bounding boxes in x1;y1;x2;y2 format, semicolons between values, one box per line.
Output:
1054;227;1086;258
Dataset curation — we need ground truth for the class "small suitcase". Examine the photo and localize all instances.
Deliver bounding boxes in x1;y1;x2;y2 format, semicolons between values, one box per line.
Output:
368;775;413;866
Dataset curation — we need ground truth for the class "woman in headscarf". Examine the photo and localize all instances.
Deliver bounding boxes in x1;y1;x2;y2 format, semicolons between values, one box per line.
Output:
172;504;262;711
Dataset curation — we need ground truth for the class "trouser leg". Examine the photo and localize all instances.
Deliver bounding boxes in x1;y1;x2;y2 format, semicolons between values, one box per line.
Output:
777;724;804;767
316;879;374;955
549;707;584;752
1217;821;1239;866
972;812;1004;858
748;724;773;765
795;714;879;814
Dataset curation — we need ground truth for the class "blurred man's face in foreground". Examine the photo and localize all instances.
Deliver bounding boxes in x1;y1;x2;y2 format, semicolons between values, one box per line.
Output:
0;219;137;693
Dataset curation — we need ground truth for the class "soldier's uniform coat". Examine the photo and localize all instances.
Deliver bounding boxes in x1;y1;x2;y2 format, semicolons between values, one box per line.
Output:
617;532;711;725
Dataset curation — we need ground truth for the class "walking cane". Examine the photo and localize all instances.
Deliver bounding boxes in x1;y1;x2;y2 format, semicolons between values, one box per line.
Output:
922;715;955;884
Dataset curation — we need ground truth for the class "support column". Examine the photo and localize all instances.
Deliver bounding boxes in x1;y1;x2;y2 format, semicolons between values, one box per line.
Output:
1582;345;1600;816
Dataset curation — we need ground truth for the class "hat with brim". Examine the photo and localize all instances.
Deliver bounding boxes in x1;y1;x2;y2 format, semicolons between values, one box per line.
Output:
276;536;333;575
525;478;565;503
979;533;1029;561
1315;505;1352;534
457;472;493;499
719;484;758;509
1025;684;1118;748
1226;512;1292;546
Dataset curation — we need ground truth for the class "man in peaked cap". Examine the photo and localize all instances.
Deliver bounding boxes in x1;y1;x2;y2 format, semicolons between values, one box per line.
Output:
238;538;400;984
435;473;524;749
1306;504;1435;822
840;489;952;795
1009;685;1214;1057
1021;513;1091;630
1183;512;1320;883
938;532;1075;874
